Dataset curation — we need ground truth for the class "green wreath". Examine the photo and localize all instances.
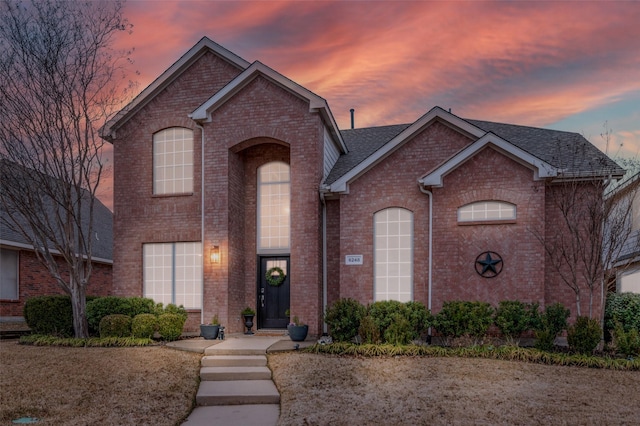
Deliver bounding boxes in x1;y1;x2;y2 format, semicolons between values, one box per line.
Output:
265;266;286;287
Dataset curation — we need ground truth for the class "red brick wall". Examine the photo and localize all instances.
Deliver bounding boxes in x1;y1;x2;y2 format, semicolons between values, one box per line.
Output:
0;250;112;317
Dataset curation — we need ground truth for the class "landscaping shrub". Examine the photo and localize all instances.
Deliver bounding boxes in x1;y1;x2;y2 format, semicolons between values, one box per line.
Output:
99;314;132;338
368;300;405;336
604;292;640;335
358;315;381;344
157;313;185;341
534;303;570;351
494;300;538;345
383;313;413;345
132;313;158;339
567;316;601;355
325;298;366;342
612;322;640;357
433;301;494;346
158;303;188;321
23;295;74;337
86;296;156;334
403;301;432;340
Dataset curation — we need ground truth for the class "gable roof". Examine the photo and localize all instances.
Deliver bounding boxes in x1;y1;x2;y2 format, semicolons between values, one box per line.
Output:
0;160;113;263
324;107;625;193
101;37;250;141
189;60;346;152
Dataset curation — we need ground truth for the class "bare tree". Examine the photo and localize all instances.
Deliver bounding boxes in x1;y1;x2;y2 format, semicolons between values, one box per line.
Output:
533;127;638;319
0;0;132;337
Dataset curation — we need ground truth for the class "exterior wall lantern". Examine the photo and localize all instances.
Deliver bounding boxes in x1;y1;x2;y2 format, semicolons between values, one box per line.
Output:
210;246;220;264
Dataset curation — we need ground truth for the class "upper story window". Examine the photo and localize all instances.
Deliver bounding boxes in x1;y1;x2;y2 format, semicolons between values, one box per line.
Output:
153;128;193;195
258;162;290;251
458;201;516;223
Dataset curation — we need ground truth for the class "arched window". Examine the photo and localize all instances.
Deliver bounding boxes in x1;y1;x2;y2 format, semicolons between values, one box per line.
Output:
374;208;413;302
258;162;290;251
458;201;516;222
153;127;193;195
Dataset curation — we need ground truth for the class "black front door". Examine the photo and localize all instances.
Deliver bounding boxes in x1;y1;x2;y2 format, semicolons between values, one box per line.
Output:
258;256;290;329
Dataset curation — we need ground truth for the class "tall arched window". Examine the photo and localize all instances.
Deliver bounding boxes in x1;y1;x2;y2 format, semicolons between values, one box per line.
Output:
374;208;413;302
258;162;290;251
153;127;193;195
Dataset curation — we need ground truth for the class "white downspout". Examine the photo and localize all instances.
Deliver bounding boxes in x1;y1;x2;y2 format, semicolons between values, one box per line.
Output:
196;123;205;326
419;184;433;341
320;191;328;334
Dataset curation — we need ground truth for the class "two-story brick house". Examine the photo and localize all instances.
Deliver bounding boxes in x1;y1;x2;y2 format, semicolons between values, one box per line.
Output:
101;37;623;336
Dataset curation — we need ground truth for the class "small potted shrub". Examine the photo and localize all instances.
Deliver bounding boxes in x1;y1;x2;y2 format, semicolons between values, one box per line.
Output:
288;316;308;341
200;314;220;340
241;307;255;335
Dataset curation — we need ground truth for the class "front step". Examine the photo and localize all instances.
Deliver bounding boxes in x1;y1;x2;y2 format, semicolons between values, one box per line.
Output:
200;366;272;381
196;380;280;406
201;355;266;368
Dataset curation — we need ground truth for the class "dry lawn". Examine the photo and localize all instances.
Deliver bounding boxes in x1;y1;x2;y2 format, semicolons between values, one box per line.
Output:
270;353;640;426
0;341;201;425
2;339;640;426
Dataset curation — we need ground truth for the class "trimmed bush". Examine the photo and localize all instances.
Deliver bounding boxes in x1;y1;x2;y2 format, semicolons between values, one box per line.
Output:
567;316;601;355
433;301;494;346
23;295;74;337
99;314;132;338
534;303;570;351
87;296;156;335
613;322;640;357
358;315;381;344
494;300;538;345
157;313;185;341
132;313;157;339
384;313;413;345
403;301;432;340
605;292;640;334
325;298;366;342
158;303;188;321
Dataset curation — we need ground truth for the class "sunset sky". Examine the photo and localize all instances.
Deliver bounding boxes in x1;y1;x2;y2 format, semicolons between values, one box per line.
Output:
100;0;640;209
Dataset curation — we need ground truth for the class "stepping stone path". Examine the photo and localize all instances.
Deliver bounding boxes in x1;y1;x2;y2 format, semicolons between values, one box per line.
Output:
182;337;282;426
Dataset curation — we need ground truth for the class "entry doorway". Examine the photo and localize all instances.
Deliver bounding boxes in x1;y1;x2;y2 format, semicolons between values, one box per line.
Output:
258;256;290;329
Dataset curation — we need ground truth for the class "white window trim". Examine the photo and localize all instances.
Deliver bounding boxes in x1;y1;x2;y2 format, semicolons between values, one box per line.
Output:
374;208;414;302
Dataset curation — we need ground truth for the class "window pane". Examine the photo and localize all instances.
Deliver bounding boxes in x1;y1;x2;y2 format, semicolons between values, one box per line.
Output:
458;201;516;222
374;208;413;301
0;248;18;300
153;128;194;195
258;162;290;250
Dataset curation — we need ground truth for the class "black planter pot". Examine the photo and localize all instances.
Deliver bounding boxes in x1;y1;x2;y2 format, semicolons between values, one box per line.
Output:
200;324;220;340
243;314;255;335
288;324;309;341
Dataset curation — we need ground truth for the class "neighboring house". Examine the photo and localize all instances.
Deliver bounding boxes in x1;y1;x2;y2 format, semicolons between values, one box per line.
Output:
101;37;624;336
0;160;113;318
606;172;640;293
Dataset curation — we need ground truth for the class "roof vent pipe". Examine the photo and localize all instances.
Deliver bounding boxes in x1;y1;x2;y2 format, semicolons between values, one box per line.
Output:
350;108;355;129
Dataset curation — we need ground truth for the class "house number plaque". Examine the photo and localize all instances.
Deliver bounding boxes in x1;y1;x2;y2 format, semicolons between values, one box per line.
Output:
345;255;363;265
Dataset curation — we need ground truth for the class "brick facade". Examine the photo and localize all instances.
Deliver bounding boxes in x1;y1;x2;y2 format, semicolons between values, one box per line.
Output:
107;39;606;338
0;250;112;317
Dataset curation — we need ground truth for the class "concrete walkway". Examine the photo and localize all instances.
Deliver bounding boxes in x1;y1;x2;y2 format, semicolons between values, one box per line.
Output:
169;334;313;426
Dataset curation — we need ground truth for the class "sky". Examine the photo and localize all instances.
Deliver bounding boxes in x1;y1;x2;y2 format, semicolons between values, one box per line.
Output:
100;0;640;209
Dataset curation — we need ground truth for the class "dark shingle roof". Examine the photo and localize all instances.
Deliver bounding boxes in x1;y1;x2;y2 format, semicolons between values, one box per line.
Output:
0;160;113;262
324;117;624;186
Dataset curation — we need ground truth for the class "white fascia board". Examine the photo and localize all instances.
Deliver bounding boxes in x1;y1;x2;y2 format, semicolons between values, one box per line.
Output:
101;37;249;140
0;240;113;264
328;107;486;193
418;133;558;188
190;61;346;150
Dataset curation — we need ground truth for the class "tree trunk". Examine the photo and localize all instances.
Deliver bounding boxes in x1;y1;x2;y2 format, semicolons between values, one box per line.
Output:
575;290;581;317
70;281;89;338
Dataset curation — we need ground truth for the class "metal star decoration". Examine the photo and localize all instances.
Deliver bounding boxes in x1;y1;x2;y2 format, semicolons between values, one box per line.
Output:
475;251;503;278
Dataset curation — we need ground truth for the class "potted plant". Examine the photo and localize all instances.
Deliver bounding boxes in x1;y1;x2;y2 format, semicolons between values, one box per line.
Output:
287;316;308;342
200;315;220;340
241;307;255;335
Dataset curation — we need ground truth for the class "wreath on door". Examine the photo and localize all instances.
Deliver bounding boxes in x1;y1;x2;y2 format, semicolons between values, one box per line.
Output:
265;266;286;287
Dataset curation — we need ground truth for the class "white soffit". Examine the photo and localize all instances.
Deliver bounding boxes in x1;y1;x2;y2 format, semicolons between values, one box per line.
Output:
418;133;558;188
328;107;486;193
